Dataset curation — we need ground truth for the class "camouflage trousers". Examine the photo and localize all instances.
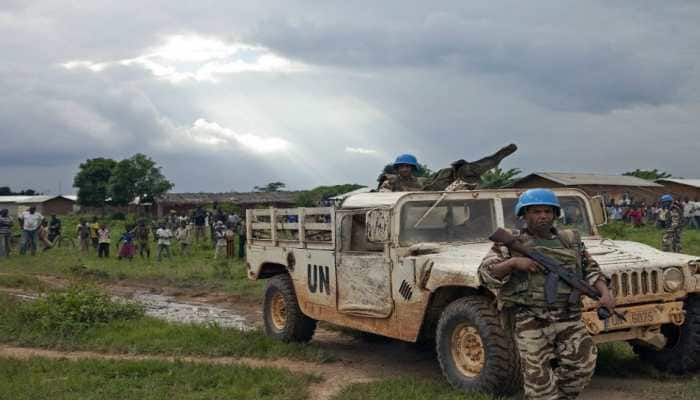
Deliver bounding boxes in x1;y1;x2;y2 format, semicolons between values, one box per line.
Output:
661;228;682;253
514;311;597;400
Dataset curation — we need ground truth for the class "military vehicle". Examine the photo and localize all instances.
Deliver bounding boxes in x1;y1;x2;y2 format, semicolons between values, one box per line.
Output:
245;189;700;395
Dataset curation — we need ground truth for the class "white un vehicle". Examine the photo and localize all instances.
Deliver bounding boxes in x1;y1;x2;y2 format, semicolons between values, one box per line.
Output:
245;189;700;396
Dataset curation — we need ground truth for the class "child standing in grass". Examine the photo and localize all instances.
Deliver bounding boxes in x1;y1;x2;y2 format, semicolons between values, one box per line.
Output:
175;221;193;256
77;219;91;254
97;223;110;258
156;222;173;261
118;225;136;260
214;221;227;259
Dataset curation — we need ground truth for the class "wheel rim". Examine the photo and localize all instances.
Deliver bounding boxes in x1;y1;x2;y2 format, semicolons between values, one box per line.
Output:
270;292;287;331
450;323;485;378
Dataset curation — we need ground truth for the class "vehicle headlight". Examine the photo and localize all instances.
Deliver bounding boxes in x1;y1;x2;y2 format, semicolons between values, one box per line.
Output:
663;267;684;292
689;260;700;274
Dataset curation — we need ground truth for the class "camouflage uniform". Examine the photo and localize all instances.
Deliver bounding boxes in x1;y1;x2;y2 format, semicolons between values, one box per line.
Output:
377;144;517;192
479;228;606;400
661;204;683;253
378;174;425;192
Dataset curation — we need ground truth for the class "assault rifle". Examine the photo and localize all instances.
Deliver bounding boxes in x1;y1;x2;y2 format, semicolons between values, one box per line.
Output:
489;228;626;322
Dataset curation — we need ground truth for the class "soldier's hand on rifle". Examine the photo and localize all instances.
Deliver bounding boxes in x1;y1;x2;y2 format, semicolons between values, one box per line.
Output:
510;257;540;273
595;279;616;311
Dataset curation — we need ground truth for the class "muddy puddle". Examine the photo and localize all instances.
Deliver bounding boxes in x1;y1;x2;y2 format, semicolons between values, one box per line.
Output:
130;292;251;331
6;290;251;331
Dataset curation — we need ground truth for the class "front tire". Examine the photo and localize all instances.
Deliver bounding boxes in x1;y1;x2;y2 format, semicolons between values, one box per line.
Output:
436;296;520;396
263;274;317;342
634;295;700;374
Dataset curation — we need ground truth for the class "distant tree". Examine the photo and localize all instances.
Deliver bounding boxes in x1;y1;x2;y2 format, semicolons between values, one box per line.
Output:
109;154;174;205
254;182;286;192
0;187;41;195
622;169;672;181
295;184;366;207
479;167;522;189
73;157;118;206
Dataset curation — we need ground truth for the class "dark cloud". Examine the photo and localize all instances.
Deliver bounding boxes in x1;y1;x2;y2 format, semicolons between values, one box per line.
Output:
1;1;699;195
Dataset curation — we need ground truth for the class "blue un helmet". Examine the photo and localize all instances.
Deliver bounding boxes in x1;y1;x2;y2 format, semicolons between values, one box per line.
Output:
393;154;418;169
660;194;673;203
515;188;561;217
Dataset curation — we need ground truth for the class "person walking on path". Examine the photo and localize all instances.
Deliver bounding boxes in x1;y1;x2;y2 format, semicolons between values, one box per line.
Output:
156;223;173;261
0;209;13;257
19;206;42;255
97;224;111;258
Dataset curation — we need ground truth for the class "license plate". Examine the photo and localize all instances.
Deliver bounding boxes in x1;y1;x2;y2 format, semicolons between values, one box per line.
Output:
607;309;657;328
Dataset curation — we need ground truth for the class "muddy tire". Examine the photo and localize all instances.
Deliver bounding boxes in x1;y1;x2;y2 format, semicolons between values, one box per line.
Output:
263;274;317;342
633;295;700;374
436;296;520;396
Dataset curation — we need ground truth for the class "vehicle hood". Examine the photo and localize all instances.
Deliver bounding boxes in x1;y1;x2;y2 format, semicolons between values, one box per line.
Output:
583;238;700;272
409;242;494;291
412;240;700;292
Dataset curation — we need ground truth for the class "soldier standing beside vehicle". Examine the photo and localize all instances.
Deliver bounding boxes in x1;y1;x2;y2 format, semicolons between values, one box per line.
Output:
660;194;683;253
478;189;615;400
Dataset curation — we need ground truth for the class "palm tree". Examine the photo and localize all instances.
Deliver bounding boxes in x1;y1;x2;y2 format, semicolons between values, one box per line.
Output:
480;168;522;188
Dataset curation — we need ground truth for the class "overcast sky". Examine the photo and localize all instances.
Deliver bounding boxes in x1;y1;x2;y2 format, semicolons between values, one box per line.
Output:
1;1;699;194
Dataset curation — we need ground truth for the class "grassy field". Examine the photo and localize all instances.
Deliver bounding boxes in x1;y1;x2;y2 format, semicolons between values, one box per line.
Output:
0;215;263;299
0;291;331;362
0;357;315;400
599;221;700;255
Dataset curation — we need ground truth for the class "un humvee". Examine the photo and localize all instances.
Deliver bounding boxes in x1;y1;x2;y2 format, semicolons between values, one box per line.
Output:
245;189;700;395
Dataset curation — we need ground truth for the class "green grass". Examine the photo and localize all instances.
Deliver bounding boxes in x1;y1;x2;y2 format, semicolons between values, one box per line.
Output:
595;342;671;378
0;273;47;292
0;357;315;400
599;221;700;255
0;215;263;300
0;293;331;362
332;378;494;400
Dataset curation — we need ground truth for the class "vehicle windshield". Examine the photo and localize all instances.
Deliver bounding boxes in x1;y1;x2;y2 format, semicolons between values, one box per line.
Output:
502;195;593;235
399;199;496;245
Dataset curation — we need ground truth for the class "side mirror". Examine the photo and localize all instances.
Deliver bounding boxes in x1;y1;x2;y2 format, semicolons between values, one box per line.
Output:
590;195;608;226
366;209;391;243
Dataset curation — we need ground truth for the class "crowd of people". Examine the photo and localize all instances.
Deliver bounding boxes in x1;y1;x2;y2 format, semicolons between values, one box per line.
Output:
0;206;64;257
0;204;246;261
605;196;700;229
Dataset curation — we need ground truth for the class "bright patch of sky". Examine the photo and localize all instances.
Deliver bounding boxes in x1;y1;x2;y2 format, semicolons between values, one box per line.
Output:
62;34;305;83
184;118;289;153
345;146;378;155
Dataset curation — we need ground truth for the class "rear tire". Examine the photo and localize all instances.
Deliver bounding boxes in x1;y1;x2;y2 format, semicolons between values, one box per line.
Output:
263;274;317;342
436;296;520;396
633;295;700;374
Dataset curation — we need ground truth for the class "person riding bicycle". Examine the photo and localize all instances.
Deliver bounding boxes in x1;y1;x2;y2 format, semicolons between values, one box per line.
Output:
48;214;62;243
